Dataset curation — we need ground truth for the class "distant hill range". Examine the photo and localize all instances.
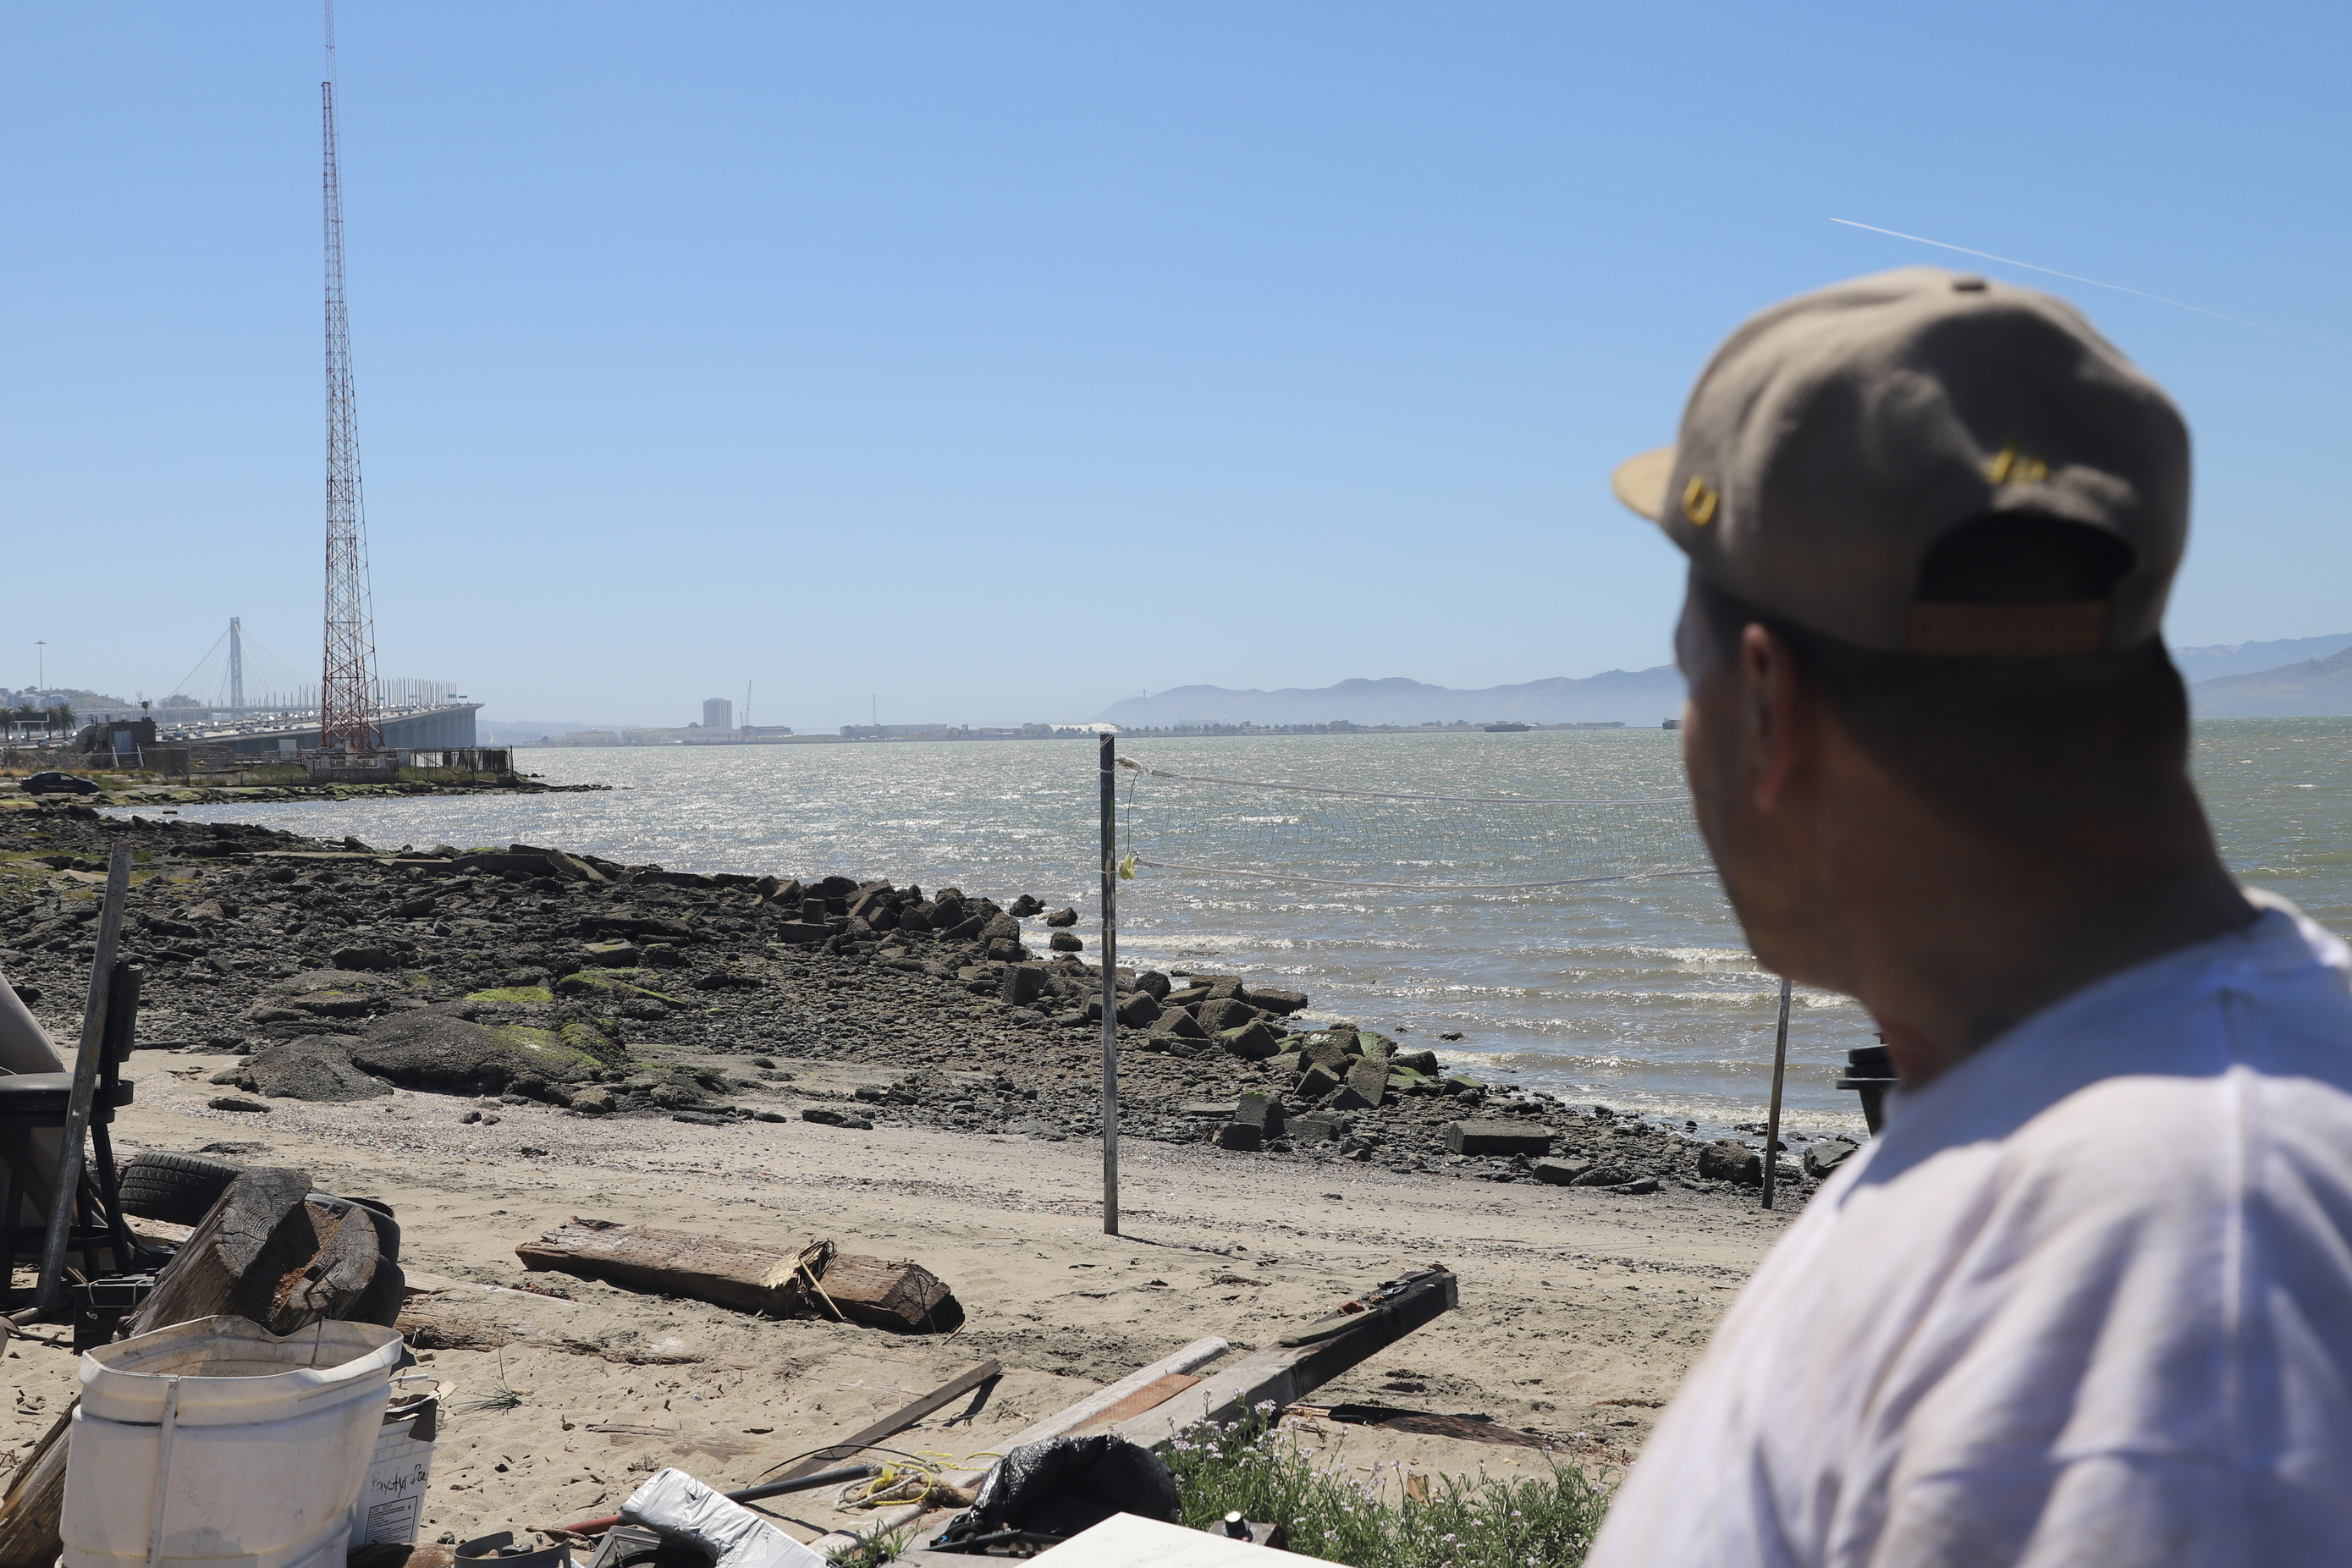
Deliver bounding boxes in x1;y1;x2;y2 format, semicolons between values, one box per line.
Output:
2191;643;2352;718
2174;632;2352;684
1093;669;1685;729
1093;630;2352;729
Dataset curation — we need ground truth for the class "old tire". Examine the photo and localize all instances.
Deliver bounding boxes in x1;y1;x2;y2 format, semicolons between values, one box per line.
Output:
118;1151;245;1225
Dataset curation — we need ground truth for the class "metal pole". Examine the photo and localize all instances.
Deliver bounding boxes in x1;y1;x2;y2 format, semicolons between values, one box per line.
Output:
1760;976;1792;1211
38;845;132;1311
1098;731;1120;1235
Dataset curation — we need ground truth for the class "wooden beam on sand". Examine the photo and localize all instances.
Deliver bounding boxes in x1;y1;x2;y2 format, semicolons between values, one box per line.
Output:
516;1219;834;1314
812;1267;1458;1559
1110;1266;1458;1450
807;1337;1232;1556
516;1220;958;1329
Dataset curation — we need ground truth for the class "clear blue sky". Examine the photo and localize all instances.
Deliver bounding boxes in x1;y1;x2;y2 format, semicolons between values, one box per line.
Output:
6;2;2347;730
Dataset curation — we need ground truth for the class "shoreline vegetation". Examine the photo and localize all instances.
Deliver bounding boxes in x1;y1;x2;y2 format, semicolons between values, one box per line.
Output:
0;793;1835;1204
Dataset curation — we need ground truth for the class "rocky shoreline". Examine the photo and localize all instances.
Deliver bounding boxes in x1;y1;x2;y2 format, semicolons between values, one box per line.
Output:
0;799;1850;1205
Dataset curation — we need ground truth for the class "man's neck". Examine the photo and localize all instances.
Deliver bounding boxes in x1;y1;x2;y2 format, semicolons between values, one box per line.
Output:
1835;799;2256;1088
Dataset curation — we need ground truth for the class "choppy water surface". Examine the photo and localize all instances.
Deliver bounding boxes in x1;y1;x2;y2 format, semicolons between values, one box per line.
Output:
153;719;2351;1140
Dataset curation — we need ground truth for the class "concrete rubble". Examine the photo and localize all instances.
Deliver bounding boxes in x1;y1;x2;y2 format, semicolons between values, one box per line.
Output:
0;802;1821;1203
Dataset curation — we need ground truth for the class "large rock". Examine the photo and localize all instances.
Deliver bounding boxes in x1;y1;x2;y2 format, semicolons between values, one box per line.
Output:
1000;966;1046;1006
1443;1120;1556;1157
577;912;698;944
1234;1091;1284;1136
1156;1008;1207;1041
1343;1059;1390;1104
1298;1037;1353;1071
1803;1139;1859;1180
1196;998;1259;1034
1044;907;1078;928
1296;1062;1344;1100
1290;1113;1344;1144
350;1010;624;1093
1218;1022;1282;1060
1115;992;1162;1028
1699;1140;1764;1186
1242;988;1308;1015
243;1038;391;1103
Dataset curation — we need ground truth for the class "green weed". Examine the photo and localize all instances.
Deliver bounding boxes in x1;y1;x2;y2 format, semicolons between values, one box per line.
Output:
1165;1411;1613;1568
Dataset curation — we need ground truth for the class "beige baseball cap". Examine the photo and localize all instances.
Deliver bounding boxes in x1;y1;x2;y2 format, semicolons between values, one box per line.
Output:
1611;267;2190;657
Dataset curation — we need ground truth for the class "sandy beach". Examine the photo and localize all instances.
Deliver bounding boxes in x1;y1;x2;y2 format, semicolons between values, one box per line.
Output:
0;792;1814;1549
0;1071;1789;1545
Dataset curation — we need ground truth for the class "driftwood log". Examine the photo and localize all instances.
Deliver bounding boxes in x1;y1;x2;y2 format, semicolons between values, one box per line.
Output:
126;1169;403;1339
0;1411;72;1568
515;1219;833;1313
812;1252;959;1331
0;1167;405;1568
515;1218;957;1329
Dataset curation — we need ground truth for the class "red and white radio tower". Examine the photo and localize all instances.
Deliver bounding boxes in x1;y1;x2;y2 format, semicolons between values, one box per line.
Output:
320;1;380;753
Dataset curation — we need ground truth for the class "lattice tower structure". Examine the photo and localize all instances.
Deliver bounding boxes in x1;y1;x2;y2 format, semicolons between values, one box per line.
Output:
319;17;379;753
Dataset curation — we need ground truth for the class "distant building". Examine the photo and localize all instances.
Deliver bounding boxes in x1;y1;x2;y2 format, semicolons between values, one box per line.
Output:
702;698;733;731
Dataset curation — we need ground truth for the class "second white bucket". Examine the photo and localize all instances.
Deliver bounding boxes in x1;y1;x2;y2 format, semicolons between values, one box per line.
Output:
62;1315;405;1568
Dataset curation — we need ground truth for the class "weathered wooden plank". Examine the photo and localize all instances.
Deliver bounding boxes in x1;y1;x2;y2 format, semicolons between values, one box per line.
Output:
806;1338;1232;1558
1110;1267;1458;1450
1073;1373;1203;1433
813;1253;956;1330
515;1218;829;1315
768;1358;1002;1483
0;1411;71;1568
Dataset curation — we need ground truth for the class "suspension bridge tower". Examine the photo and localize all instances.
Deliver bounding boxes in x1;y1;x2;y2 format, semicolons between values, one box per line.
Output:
319;2;380;752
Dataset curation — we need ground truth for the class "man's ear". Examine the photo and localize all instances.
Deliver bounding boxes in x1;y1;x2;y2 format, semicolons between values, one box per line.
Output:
1740;622;1813;813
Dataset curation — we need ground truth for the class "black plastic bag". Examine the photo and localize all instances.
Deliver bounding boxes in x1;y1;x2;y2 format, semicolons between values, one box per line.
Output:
934;1434;1179;1547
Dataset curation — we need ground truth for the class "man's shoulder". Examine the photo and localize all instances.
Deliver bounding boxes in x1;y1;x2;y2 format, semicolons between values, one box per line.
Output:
1881;901;2352;1155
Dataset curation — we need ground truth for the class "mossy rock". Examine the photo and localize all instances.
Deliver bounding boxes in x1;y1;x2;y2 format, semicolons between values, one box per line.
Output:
467;985;556;1005
554;969;680;1004
352;1010;627;1092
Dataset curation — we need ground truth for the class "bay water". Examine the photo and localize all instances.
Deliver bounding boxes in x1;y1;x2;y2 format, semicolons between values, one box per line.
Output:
149;717;2351;1142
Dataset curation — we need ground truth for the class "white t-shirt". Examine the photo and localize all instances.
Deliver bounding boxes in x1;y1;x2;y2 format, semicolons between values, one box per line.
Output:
1586;894;2352;1567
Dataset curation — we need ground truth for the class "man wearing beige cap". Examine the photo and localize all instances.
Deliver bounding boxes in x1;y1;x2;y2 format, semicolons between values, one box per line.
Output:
1587;268;2352;1565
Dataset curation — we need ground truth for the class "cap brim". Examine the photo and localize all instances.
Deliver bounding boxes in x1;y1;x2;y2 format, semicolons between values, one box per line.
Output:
1610;446;1675;522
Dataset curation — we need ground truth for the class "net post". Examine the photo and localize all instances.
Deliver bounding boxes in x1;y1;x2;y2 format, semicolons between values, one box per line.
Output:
1760;975;1792;1210
1098;730;1120;1235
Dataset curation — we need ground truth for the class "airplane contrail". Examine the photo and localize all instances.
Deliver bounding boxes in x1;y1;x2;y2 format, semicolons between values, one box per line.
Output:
1829;217;2299;338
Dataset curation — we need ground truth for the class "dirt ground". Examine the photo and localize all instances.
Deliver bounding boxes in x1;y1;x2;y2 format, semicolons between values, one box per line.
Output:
2;1051;1791;1549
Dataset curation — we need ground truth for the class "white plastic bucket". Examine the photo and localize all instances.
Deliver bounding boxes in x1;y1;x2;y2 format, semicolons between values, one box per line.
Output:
347;1392;438;1548
63;1315;405;1568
